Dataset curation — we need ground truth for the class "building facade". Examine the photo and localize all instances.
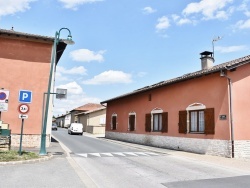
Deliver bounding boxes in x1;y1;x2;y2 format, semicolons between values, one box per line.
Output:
101;52;250;158
0;28;67;147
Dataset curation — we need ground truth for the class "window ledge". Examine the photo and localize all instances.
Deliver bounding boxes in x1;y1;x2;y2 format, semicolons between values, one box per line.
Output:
189;132;205;134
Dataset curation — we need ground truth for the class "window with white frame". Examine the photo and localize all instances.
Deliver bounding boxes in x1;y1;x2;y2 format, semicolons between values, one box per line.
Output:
179;103;214;134
145;108;168;133
190;110;205;132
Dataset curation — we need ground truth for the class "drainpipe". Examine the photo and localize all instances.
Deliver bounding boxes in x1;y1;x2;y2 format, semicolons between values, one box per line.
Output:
220;70;234;158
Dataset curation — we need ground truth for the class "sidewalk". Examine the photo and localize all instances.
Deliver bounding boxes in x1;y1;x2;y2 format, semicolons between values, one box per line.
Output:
0;137;87;188
101;137;250;174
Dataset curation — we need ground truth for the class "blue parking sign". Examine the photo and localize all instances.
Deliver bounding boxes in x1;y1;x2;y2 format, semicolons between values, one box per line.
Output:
19;90;32;103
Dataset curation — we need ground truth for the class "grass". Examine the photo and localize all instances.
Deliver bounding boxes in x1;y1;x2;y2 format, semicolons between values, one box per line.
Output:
0;150;40;162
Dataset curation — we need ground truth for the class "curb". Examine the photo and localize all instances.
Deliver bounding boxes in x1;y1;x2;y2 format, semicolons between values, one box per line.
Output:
0;154;53;166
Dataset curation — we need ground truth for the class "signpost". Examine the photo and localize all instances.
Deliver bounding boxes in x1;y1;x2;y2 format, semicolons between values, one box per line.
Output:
18;103;30;155
0;89;10;121
19;90;32;103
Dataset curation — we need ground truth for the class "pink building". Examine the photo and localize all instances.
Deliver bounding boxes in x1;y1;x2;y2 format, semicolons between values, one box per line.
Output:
101;52;250;158
0;29;67;147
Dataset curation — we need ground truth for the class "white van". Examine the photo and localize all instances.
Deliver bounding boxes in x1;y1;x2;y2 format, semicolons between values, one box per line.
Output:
68;123;83;135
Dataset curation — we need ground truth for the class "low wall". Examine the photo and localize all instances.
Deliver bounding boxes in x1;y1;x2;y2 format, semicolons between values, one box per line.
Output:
86;126;105;134
11;134;50;148
105;131;235;158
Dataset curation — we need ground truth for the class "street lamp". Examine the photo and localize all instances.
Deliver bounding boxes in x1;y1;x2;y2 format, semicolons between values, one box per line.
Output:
39;28;74;155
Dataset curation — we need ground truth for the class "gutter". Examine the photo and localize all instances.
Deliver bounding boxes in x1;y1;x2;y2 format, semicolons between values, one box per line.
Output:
220;70;234;158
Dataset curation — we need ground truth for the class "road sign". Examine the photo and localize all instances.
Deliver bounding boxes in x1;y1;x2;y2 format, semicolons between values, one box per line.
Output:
19;114;28;119
0;90;9;112
19;90;32;103
18;104;30;114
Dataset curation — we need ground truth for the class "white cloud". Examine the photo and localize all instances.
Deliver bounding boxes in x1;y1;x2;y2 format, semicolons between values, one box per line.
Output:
83;70;132;85
156;16;170;32
142;6;157;14
70;49;105;62
235;19;250;29
56;81;83;95
216;45;248;53
238;0;250;17
0;0;35;17
58;0;103;10
57;66;87;75
182;0;233;20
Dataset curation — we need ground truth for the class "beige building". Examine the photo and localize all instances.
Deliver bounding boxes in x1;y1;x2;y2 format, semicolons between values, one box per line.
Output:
76;107;106;135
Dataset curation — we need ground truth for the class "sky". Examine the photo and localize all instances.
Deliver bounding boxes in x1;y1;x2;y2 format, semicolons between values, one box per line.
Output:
1;0;250;116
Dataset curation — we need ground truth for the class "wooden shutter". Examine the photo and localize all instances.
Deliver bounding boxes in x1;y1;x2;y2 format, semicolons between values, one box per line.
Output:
204;108;215;134
161;112;168;133
145;113;151;132
129;115;135;131
112;116;117;130
179;110;187;133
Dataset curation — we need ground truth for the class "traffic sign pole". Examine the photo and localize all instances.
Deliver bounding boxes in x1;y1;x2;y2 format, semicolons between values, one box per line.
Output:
17;103;30;155
19;118;24;155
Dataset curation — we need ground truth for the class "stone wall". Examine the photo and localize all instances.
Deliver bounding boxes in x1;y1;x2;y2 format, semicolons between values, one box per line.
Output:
11;134;50;148
234;140;250;158
105;131;236;158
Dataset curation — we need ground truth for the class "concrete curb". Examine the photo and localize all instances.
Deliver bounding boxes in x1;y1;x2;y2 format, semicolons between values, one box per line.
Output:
0;154;53;166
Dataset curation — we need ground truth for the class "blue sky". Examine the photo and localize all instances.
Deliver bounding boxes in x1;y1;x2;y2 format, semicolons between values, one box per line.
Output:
1;0;250;116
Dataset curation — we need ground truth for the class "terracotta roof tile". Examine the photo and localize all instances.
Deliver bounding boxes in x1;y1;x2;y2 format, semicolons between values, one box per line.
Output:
71;103;103;112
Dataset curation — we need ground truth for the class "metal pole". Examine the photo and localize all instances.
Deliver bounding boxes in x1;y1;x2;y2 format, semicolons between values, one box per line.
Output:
39;31;58;155
19;118;24;156
228;78;234;158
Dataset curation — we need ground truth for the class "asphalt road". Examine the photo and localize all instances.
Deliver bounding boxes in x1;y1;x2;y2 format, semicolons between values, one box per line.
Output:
52;127;141;154
52;128;250;188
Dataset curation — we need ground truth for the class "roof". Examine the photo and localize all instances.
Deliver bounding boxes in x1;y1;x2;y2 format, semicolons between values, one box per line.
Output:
101;54;250;104
0;28;67;64
70;103;103;112
75;106;106;116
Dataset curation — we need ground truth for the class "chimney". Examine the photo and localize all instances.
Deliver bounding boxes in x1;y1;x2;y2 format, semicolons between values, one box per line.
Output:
200;51;214;70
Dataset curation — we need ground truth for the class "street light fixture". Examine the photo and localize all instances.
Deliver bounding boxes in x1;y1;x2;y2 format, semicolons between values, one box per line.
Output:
39;28;74;155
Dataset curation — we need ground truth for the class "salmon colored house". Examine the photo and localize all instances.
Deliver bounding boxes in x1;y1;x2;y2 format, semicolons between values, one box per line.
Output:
101;52;250;158
0;28;67;147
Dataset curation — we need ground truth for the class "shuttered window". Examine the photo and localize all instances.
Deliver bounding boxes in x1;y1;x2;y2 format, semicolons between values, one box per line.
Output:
161;112;168;133
145;113;151;132
179;108;215;134
145;112;168;132
112;115;117;130
179;111;187;133
129;114;135;131
204;108;215;134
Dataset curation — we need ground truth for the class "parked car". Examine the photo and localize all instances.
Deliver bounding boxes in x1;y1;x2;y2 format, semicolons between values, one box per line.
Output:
68;123;83;135
52;123;57;131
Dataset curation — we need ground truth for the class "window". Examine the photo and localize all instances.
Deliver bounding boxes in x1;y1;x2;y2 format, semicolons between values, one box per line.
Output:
111;114;117;130
128;113;136;131
153;113;162;131
190;110;205;132
178;107;214;134
145;108;168;133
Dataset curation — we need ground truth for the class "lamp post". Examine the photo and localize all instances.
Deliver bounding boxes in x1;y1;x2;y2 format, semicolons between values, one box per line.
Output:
39;28;74;155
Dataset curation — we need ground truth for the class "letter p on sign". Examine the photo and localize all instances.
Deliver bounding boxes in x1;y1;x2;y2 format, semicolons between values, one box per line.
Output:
19;90;32;103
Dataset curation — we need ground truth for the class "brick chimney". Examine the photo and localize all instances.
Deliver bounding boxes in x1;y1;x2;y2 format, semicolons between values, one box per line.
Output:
200;51;214;70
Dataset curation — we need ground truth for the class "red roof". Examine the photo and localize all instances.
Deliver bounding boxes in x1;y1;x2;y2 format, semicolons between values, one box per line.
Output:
71;103;103;112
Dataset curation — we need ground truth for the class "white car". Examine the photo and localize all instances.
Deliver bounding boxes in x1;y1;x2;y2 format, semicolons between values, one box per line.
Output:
68;123;83;135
